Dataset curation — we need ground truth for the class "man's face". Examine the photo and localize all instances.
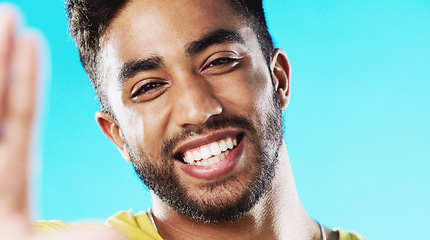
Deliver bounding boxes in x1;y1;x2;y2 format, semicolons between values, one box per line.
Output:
98;0;286;222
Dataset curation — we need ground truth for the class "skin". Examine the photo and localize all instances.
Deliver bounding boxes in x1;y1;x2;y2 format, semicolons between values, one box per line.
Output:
0;4;122;240
0;1;339;240
95;0;339;239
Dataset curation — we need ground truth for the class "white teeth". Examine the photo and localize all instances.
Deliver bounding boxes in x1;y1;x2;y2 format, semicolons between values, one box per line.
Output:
208;158;215;165
226;138;233;149
193;150;201;161
193;149;231;166
201;146;211;159
213;155;221;164
185;151;194;164
182;136;239;166
220;140;227;151
202;159;211;166
210;142;221;156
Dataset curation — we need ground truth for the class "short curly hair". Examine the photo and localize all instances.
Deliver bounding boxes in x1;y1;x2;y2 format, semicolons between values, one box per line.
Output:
66;0;274;115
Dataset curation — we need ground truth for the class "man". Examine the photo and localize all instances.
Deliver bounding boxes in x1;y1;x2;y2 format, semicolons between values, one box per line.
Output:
0;1;365;239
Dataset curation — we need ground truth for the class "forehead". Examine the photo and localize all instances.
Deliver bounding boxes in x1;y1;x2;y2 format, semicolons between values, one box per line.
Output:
102;0;247;63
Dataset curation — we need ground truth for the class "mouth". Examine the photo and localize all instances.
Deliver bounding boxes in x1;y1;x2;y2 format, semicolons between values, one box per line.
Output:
174;133;244;167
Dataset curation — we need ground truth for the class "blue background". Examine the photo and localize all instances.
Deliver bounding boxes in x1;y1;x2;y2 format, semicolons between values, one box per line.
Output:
6;0;430;239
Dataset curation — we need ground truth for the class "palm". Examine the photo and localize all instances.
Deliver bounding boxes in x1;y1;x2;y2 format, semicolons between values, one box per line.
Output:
0;5;122;240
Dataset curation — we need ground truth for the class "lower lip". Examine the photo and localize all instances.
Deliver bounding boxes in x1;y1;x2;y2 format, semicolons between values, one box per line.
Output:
176;139;244;180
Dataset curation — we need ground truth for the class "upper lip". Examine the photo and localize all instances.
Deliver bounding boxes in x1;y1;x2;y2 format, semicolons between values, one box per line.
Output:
172;129;243;158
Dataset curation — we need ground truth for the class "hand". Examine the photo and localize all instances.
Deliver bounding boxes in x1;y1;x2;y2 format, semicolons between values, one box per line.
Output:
0;5;123;240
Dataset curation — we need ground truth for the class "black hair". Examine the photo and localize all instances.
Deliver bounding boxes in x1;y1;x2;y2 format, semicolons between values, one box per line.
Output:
66;0;274;115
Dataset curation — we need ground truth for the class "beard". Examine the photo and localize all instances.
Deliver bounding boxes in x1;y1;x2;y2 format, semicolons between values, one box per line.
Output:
126;90;284;223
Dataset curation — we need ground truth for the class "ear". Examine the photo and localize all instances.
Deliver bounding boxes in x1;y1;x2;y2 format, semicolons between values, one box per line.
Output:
95;111;131;162
270;49;291;110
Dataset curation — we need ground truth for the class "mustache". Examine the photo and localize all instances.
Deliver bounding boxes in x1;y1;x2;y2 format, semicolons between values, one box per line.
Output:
161;114;256;160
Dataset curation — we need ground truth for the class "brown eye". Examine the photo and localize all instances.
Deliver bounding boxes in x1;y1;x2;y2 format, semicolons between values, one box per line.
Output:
131;81;166;99
205;57;241;69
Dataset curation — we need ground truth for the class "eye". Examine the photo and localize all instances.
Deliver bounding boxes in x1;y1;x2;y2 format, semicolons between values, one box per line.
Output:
130;81;167;99
206;57;239;68
202;55;242;74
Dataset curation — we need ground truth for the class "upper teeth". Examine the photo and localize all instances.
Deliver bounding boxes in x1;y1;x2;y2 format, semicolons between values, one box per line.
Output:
183;137;238;165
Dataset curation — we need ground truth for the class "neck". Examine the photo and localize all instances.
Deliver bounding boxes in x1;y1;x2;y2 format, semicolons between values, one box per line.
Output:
151;141;321;240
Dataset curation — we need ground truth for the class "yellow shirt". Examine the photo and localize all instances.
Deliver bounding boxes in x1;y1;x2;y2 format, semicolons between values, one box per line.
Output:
34;211;366;240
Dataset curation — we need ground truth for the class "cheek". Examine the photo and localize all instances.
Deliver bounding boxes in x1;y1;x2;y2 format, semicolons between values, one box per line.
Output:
120;103;172;157
118;108;145;144
216;67;273;115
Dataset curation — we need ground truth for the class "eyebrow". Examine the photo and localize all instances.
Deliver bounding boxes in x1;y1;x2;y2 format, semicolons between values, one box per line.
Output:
118;55;164;85
185;29;245;57
117;29;245;85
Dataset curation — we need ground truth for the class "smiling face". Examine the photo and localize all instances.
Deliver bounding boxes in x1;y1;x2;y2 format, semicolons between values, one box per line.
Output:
95;0;290;222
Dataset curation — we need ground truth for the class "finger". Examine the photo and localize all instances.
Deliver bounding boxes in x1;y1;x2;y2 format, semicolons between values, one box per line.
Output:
0;34;39;220
9;33;39;141
0;5;17;126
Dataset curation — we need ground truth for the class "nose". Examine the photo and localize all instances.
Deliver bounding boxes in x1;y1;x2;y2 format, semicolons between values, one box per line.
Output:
172;75;223;127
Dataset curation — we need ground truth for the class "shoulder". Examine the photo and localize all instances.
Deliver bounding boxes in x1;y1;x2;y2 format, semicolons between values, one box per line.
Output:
34;211;163;240
105;210;163;240
335;229;367;240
